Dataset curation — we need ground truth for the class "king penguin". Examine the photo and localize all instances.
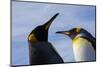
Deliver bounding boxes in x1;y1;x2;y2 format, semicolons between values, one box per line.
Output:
27;13;64;65
56;28;96;62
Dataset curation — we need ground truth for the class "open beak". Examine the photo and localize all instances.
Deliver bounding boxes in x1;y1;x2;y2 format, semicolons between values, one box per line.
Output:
56;31;70;35
44;13;59;30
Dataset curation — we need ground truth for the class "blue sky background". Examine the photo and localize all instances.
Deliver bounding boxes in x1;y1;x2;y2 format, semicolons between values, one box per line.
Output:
12;1;96;65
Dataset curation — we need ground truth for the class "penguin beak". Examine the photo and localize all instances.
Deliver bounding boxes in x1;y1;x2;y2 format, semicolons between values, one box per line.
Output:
44;13;59;30
56;31;70;35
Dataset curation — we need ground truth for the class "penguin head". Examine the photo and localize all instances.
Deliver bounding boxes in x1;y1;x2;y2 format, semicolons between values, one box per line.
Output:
28;13;59;42
56;28;83;39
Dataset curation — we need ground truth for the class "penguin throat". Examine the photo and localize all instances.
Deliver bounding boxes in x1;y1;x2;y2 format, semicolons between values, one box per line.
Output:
36;33;48;42
72;34;83;44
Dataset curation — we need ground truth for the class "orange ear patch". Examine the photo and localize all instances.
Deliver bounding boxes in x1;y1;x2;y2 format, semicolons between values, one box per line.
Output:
76;28;81;33
28;34;38;43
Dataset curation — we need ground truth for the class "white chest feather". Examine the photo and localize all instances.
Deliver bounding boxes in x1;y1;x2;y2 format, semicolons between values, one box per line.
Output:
73;37;95;62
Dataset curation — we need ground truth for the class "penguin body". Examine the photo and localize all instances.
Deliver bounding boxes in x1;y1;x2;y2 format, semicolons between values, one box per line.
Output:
72;34;95;61
29;42;63;65
56;28;96;62
28;13;64;65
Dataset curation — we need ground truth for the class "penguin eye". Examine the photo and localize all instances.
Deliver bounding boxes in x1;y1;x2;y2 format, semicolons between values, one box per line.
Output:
76;28;81;33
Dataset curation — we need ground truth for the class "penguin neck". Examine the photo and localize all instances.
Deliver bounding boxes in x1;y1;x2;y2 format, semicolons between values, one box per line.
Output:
33;29;49;42
36;33;48;42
